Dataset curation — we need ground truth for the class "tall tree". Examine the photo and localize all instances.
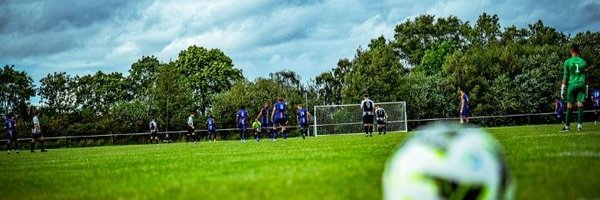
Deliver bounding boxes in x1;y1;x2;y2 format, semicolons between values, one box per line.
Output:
39;72;77;114
0;65;35;116
269;69;302;91
393;15;470;66
343;36;404;103
127;56;161;99
175;45;243;115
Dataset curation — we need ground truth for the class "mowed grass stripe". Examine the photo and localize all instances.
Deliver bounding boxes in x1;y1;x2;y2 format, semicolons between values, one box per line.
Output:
1;124;599;199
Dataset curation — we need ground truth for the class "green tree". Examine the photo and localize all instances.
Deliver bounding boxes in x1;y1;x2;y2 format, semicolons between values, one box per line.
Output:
39;72;77;114
175;45;243;115
127;56;160;99
393;15;470;66
0;65;35;116
343;36;404;103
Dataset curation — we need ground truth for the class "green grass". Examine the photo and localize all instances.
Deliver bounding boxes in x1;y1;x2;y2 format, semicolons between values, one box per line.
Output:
1;123;599;199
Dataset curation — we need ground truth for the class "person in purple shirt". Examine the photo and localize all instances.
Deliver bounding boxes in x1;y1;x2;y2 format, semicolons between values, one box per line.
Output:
296;104;312;139
207;114;217;142
4;113;19;154
271;97;288;141
237;106;249;142
256;102;274;141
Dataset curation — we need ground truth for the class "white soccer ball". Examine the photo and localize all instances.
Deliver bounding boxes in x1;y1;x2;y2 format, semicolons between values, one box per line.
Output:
383;123;514;200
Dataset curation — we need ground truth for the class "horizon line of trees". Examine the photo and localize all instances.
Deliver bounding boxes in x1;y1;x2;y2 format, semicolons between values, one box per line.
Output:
2;13;599;143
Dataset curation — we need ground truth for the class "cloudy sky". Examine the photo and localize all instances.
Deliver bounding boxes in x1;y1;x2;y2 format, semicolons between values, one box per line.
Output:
1;0;599;87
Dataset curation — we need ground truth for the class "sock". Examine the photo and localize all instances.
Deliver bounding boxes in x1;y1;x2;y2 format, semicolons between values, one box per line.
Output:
302;128;306;139
30;142;34;151
41;141;45;150
378;127;381;134
369;126;373;134
282;130;287;139
364;126;369;135
383;127;387;135
578;108;584;125
565;108;572;127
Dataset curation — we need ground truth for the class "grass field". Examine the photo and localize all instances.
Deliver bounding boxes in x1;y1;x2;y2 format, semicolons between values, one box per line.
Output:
1;123;599;199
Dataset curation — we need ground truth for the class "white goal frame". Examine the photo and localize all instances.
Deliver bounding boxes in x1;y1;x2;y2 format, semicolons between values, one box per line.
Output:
313;101;408;136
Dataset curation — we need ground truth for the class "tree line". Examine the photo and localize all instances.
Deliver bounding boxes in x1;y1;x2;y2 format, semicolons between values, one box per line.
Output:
2;13;599;144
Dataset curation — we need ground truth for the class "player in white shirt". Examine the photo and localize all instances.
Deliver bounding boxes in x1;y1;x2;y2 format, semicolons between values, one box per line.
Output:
360;94;375;137
31;111;47;152
186;112;198;144
149;118;159;144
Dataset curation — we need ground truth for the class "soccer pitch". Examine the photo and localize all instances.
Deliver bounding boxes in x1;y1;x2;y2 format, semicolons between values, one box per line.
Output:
1;124;599;199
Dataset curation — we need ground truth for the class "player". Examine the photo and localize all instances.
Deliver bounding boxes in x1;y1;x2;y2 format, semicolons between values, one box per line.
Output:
252;119;261;142
296;104;312;139
187;111;198;144
375;105;388;135
4;114;19;154
207;114;217;142
360;94;375;137
31;111;47;152
560;44;588;132
149;118;159;144
256;102;274;141
459;90;470;124
591;88;600;124
554;98;565;126
237;106;249;142
271;97;288;141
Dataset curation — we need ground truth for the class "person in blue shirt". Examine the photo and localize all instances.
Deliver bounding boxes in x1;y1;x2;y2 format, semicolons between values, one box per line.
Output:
592;88;600;125
271;97;288;141
459;90;470;124
554;98;565;126
237;106;249;142
207;114;217;142
296;104;312;139
4;113;19;154
256;102;274;141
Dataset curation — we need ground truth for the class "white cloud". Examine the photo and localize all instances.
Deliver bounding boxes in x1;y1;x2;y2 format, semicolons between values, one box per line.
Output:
1;0;599;87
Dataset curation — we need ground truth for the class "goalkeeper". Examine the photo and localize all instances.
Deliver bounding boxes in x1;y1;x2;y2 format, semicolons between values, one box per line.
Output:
560;44;588;132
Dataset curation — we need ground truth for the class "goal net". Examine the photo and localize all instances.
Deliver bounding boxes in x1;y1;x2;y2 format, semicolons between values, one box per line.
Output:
313;101;407;136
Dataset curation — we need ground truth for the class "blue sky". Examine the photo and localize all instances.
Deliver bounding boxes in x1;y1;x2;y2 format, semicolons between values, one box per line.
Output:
1;0;599;91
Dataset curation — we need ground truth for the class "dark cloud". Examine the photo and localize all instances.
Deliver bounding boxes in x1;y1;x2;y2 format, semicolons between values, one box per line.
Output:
0;0;145;58
1;0;599;91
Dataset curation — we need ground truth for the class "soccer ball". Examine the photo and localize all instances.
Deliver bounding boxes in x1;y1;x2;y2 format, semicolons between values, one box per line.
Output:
383;123;514;200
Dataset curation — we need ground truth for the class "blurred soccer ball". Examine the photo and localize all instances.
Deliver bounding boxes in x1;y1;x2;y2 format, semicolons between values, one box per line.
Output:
383;123;514;200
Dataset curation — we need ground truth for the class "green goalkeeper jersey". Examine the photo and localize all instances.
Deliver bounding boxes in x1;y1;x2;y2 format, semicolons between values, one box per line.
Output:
563;56;587;86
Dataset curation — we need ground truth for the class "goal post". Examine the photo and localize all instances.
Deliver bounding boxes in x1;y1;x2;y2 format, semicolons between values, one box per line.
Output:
313;101;408;136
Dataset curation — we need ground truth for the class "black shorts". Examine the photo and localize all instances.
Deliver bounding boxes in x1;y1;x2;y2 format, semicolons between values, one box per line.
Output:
377;120;386;125
274;117;287;126
363;115;374;124
32;133;42;139
150;131;158;137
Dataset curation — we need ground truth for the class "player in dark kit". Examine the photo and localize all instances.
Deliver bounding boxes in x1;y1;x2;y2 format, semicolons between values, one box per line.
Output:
237;106;249;142
459;90;470;124
271;97;288;141
256;102;273;141
375;105;388;135
207;115;217;142
592;88;600;125
360;94;375;137
296;104;312;139
31;111;47;152
554;98;565;125
4;114;19;154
